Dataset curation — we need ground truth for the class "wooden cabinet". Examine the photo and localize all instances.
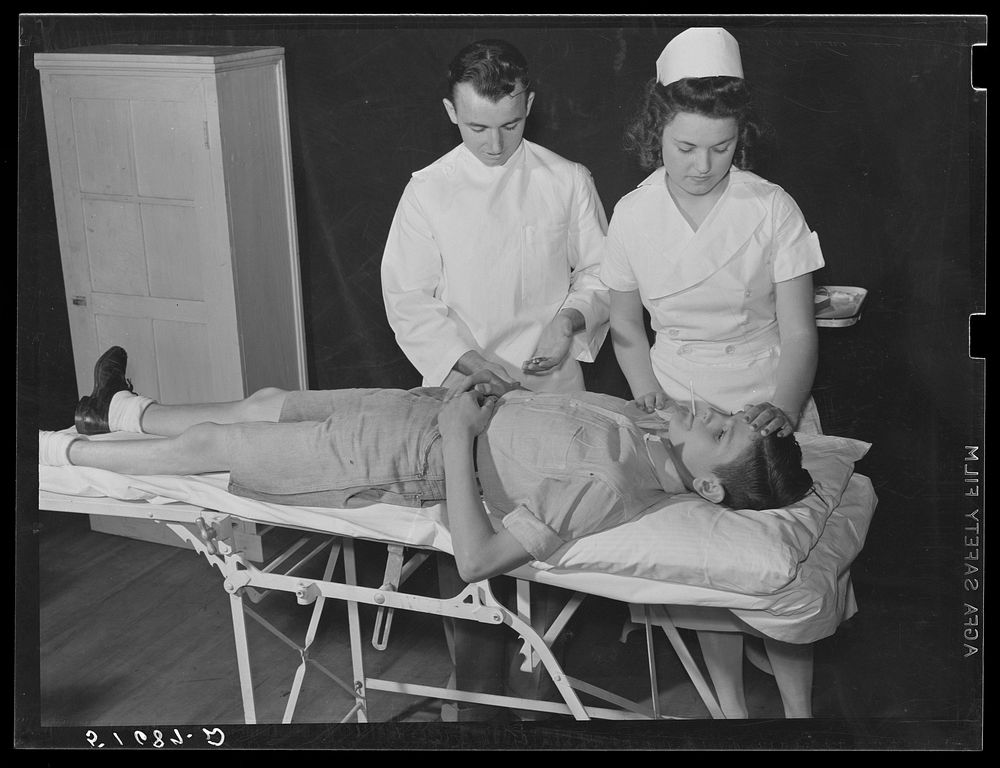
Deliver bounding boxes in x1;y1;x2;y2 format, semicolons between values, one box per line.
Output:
35;45;308;403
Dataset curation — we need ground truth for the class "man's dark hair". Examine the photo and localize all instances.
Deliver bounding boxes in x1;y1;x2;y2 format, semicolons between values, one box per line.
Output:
714;432;814;510
447;39;531;102
623;75;770;171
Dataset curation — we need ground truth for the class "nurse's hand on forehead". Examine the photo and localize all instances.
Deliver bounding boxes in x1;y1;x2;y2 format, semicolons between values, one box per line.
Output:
742;402;796;438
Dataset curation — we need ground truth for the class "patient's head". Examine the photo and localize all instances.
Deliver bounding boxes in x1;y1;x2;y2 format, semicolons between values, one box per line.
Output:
663;406;813;510
713;431;813;510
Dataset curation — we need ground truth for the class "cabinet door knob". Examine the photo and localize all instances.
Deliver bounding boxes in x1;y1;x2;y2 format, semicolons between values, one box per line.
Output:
71;295;87;306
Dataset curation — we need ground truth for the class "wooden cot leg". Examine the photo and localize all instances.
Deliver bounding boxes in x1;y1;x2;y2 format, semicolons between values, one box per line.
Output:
642;606;661;719
343;538;369;723
515;579;534;672
228;591;257;724
497;603;590;720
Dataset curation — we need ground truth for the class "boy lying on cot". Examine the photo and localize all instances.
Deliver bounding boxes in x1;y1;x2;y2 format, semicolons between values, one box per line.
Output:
40;347;813;583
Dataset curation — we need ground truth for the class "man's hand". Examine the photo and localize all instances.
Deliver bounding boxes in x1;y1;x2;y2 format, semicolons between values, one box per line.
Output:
453;351;518;389
438;390;498;439
631;390;671;413
445;368;524;401
742;402;797;438
522;310;581;376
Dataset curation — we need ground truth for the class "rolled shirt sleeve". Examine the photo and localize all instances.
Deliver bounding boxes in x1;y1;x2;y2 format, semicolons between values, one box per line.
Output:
499;505;567;562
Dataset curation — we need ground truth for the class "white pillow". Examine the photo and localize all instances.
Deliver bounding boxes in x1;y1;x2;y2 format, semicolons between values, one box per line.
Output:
540;433;871;595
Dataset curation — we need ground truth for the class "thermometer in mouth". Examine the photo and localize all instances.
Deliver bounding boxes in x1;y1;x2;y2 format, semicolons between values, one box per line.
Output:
689;381;697;417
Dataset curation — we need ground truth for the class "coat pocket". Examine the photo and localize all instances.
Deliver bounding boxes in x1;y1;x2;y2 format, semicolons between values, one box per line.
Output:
521;224;568;307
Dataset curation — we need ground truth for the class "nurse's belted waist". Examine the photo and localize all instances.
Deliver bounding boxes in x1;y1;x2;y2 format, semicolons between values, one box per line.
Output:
653;325;780;363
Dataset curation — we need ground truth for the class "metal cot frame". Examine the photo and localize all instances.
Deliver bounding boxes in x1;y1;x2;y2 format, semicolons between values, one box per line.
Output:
38;490;728;722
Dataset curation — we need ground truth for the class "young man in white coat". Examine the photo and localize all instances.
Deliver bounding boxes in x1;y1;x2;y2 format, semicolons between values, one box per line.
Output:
380;39;610;720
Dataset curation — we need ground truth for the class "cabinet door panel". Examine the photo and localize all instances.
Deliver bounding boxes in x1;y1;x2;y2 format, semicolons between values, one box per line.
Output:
44;72;242;402
152;321;218;404
71;98;136;195
131;99;202;200
82;199;148;296
141;203;204;300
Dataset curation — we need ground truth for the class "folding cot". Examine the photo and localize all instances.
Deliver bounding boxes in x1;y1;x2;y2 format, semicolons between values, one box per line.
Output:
37;429;875;722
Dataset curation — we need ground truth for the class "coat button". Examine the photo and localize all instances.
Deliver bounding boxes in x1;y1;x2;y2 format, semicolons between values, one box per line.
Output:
668;329;680;337
745;289;752;297
725;345;736;354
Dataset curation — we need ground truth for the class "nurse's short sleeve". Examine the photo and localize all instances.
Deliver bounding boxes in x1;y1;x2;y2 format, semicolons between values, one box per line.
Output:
599;213;639;291
771;189;826;283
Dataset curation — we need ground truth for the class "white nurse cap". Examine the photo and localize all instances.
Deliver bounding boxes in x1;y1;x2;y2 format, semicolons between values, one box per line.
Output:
655;27;744;86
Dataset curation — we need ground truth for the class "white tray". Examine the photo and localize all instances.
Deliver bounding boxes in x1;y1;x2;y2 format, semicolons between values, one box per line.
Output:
815;285;868;327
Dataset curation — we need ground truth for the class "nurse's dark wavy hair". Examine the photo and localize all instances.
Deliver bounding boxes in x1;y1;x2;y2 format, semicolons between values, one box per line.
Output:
714;432;814;511
446;39;532;103
623;76;769;171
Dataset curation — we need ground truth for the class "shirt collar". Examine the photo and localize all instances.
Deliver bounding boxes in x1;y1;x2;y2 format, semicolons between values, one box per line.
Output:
642;432;688;494
639;166;767;298
637;165;750;190
457;139;527;173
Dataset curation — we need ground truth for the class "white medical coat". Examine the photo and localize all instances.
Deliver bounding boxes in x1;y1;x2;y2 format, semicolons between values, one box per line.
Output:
381;140;610;392
601;167;825;417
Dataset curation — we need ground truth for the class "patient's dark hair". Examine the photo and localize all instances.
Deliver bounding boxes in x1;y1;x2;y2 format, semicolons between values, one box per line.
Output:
714;432;813;510
447;39;531;103
623;75;768;171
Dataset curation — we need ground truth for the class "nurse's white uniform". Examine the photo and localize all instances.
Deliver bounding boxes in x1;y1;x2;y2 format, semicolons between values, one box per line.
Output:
381;139;610;393
601;167;825;430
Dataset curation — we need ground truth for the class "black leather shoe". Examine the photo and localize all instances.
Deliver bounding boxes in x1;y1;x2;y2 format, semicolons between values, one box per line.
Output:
74;346;134;435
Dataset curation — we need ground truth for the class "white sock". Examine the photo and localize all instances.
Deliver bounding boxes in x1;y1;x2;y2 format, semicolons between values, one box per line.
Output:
108;391;155;433
39;431;83;466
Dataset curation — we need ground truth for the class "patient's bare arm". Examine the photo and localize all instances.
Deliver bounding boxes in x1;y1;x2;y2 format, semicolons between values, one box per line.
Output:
438;392;532;582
